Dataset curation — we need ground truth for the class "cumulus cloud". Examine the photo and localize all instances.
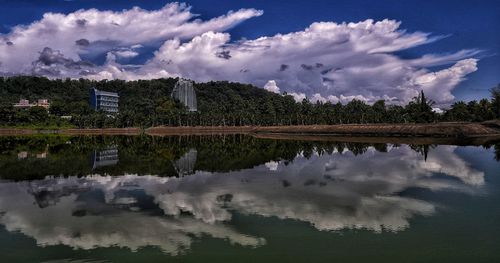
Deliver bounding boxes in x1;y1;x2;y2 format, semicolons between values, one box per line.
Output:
31;47;94;76
0;3;480;105
94;19;477;105
0;3;262;74
263;80;280;93
412;59;478;104
287;92;306;102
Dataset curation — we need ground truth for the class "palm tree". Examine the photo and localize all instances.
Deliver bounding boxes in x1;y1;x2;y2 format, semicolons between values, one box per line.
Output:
406;90;436;123
490;84;500;118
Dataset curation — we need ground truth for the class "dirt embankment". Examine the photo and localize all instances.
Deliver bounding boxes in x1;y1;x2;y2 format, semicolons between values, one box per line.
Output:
146;121;500;137
252;122;500;137
63;128;142;135
251;134;500;146
1;121;500;141
146;126;252;136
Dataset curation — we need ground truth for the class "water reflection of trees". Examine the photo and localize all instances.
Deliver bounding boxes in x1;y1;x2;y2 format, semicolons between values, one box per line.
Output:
408;144;437;161
0;135;499;180
497;145;500;161
477;141;500;161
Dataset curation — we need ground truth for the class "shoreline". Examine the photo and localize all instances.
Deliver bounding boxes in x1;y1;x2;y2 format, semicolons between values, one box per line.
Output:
0;127;143;136
1;122;499;142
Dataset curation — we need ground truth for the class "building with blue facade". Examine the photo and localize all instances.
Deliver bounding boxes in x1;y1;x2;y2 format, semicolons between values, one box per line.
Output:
89;88;119;114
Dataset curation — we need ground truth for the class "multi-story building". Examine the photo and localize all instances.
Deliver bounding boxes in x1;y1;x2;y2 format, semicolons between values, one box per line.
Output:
173;149;197;176
90;88;119;114
13;99;30;109
171;79;197;112
36;99;50;109
13;99;50;110
92;146;119;169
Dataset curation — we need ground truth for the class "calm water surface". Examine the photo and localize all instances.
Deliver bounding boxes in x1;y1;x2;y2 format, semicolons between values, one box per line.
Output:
0;135;499;262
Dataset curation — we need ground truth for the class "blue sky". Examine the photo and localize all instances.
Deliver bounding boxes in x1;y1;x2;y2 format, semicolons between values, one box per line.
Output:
0;0;498;105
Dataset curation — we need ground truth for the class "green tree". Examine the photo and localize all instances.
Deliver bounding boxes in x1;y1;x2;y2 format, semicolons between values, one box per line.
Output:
370;100;386;123
0;103;15;124
490;84;500;118
445;101;470;121
405;91;435;123
49;99;66;116
28;106;49;123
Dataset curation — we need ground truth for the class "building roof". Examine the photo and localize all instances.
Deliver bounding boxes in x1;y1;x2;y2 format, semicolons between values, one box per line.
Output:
93;88;119;97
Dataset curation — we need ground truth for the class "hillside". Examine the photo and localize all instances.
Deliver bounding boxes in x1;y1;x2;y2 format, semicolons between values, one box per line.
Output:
1;76;499;128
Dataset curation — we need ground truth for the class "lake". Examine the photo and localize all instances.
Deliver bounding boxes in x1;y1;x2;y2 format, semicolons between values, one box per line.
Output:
0;135;499;262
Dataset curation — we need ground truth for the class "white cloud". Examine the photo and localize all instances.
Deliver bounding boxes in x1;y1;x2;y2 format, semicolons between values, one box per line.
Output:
311;93;327;103
310;93;395;104
412;59;478;105
0;4;479;105
114;50;139;58
432;107;444;114
289;92;307;102
98;19;477;105
263;80;280;93
0;3;262;74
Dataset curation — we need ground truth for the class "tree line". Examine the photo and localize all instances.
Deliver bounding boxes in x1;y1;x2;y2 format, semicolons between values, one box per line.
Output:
0;76;499;128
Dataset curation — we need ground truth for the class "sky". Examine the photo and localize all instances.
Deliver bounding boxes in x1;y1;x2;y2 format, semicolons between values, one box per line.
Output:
0;0;499;107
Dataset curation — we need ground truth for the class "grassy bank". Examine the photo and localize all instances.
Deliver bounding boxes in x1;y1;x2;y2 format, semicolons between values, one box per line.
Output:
0;123;76;130
0;127;141;135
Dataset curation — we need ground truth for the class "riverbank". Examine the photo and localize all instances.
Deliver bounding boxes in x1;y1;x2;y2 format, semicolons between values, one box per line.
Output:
252;121;500;137
1;121;500;140
147;121;500;138
0;127;142;136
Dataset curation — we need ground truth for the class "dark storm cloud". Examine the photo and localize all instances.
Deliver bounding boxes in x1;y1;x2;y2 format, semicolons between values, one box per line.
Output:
31;47;95;76
37;47;70;66
75;19;87;27
322;77;334;83
216;50;231;59
279;64;289;71
75;39;90;46
301;64;314;70
320;68;332;75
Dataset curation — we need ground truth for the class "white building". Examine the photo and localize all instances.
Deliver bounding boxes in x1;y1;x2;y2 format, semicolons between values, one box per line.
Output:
171;79;197;112
13;99;50;109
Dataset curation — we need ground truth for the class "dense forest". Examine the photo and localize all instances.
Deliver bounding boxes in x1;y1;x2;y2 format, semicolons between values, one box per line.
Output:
0;76;499;128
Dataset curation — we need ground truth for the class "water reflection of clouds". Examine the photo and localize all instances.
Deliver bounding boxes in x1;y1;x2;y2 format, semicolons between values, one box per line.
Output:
149;146;483;232
0;145;484;253
0;177;265;255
